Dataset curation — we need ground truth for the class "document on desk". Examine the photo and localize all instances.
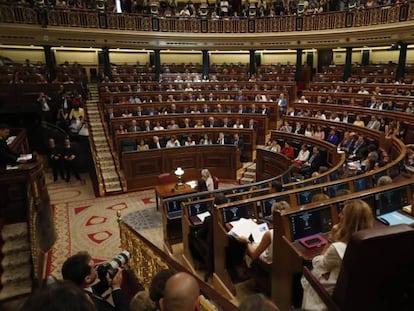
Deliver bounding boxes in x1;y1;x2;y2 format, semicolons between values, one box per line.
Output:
196;211;211;223
377;211;414;226
228;218;268;243
17;154;32;161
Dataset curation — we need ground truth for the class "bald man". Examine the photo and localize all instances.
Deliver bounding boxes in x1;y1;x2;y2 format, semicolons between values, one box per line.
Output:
160;272;200;311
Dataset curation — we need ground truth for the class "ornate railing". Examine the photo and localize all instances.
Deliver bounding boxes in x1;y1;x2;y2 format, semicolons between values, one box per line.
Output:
0;4;412;33
119;220;236;311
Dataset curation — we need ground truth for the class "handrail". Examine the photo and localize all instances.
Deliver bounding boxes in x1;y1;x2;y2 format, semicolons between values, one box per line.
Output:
0;4;411;33
119;220;236;311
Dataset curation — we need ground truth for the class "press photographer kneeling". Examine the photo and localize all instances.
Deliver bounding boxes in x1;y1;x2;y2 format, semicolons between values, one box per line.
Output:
62;250;130;311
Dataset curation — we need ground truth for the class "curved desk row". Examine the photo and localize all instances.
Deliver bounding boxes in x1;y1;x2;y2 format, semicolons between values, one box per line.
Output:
110;113;267;145
114;123;257;163
301;90;414;111
122;144;241;191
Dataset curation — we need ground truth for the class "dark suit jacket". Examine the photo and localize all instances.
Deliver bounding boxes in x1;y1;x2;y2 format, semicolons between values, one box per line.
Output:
232;138;244;152
149;140;165;149
86;288;129;311
309;153;322;172
0;137;18;166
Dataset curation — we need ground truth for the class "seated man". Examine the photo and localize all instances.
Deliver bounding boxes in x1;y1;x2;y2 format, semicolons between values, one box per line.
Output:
300;146;322;178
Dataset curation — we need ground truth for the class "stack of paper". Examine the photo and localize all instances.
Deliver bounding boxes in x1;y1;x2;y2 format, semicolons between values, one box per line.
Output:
228;218;268;243
196;211;211;223
17;154;32;162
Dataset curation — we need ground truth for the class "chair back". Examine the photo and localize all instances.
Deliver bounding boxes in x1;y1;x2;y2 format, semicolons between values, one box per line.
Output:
157;173;175;185
213;176;219;189
332;224;414;311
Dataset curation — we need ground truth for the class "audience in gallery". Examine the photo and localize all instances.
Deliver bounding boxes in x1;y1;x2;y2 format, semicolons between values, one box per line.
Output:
12;0;406;18
301;199;374;311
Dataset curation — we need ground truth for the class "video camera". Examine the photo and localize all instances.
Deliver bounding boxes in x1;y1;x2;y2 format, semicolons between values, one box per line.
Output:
96;250;130;292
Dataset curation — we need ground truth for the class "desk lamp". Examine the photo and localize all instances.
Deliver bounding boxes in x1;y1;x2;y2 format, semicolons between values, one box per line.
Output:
174;167;185;189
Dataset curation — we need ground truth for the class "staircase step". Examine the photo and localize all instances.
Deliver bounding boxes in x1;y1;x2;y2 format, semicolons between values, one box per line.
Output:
1;263;31;284
105;185;123;192
1;223;27;241
243;171;256;178
0;279;32;301
240;177;255;184
1;250;31;270
246;163;256;171
2;239;30;255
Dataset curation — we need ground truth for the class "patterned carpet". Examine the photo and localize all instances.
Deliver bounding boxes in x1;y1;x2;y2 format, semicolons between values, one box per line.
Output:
46;173;162;279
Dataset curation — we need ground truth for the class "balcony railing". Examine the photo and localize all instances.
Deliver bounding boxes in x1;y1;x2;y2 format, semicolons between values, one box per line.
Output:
0;3;412;33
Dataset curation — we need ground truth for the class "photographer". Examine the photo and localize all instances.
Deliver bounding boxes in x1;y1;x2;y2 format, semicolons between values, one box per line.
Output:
62;251;129;311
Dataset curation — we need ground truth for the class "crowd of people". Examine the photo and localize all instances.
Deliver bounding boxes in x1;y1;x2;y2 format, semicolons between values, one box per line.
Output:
5;0;408;18
21;250;280;311
0;59;87;84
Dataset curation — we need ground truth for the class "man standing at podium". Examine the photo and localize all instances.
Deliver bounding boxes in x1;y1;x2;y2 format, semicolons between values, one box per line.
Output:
0;123;27;167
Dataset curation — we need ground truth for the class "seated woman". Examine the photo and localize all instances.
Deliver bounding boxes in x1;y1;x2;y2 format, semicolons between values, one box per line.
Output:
237;201;290;264
293;144;310;166
301;199;374;311
236;201;291;294
267;139;281;153
137;139;149;151
201;168;214;191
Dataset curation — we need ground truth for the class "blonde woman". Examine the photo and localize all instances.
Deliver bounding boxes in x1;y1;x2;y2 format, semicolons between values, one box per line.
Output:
201;168;214;191
302;200;374;311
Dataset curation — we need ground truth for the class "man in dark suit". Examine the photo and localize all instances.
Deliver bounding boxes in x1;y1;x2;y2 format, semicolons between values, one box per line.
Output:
128;120;141;132
63;138;81;182
62;251;129;311
232;133;245;162
149;135;165;149
300;146;322;177
48;138;65;182
260;104;270;117
0;123;27;167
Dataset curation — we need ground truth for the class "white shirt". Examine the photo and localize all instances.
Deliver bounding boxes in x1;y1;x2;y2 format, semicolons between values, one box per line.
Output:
166;140;180;148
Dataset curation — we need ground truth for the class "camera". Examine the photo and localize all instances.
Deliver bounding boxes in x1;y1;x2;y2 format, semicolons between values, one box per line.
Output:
96;250;130;291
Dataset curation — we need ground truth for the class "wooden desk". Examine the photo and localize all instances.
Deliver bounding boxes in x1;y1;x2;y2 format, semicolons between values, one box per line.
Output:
155;182;197;211
122;144;241;190
157;181;198;253
271;179;414;310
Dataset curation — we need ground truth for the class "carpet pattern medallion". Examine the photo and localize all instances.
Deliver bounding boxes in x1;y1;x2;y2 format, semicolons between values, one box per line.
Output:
47;176;162;278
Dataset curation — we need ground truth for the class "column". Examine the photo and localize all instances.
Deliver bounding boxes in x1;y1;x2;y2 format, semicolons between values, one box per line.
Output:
99;47;111;80
43;46;56;82
343;47;353;82
154;49;161;81
202;50;209;79
249;50;256;77
295;49;303;82
396;42;407;82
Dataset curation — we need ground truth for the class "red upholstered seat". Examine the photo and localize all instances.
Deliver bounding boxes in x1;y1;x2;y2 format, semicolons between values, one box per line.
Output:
213;176;219;189
157;173;175;185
